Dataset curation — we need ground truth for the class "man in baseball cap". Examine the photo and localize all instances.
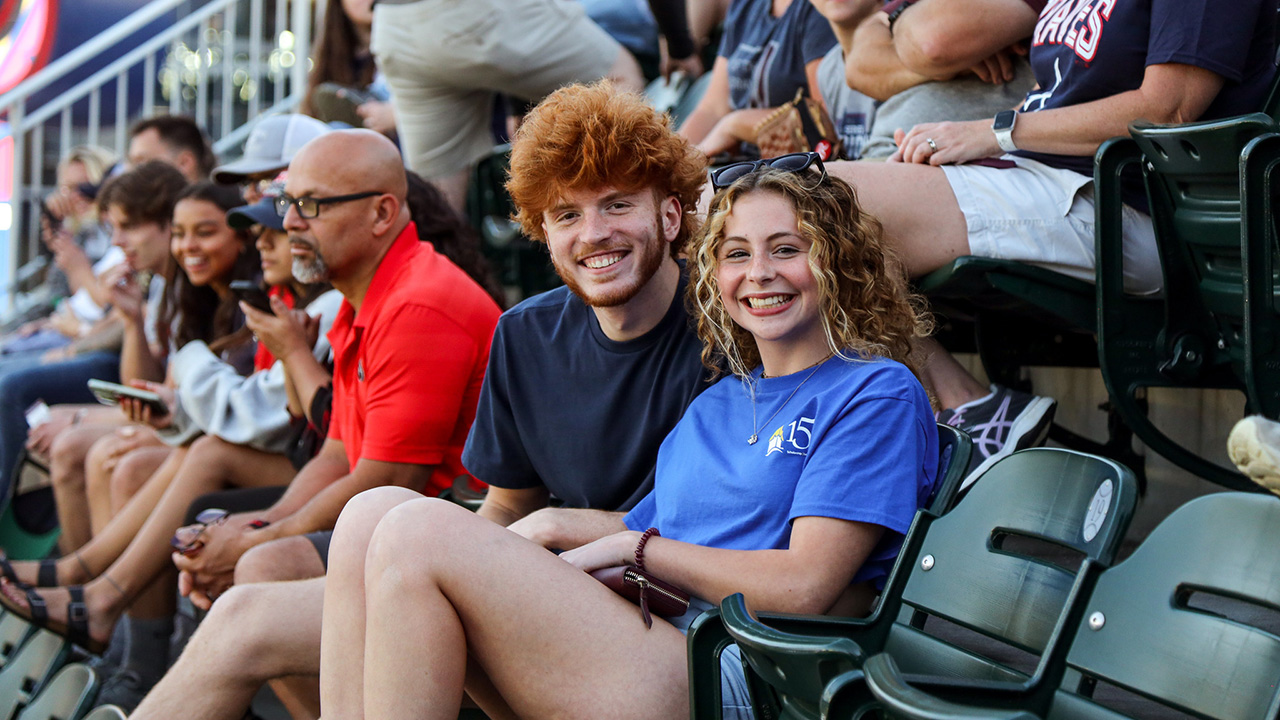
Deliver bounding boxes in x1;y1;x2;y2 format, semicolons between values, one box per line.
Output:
212;114;330;192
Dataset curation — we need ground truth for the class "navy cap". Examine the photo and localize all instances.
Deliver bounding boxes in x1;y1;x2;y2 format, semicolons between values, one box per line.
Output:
227;197;283;231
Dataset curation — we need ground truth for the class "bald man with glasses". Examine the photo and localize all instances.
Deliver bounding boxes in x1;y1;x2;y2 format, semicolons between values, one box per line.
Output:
170;129;502;601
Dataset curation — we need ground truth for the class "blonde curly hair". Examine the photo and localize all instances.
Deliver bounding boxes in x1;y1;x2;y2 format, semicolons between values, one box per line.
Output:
689;168;932;381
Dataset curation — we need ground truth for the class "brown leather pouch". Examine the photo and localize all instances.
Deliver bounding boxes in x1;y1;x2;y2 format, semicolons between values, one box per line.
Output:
590;565;691;629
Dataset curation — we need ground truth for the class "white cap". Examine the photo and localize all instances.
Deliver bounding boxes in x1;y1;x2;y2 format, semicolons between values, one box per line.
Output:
212;114;330;184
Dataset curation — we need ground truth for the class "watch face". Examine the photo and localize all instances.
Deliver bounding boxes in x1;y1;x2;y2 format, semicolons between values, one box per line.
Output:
994;111;1016;131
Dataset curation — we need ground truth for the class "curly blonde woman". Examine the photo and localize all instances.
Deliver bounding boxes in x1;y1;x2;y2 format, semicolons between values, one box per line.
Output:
316;159;939;720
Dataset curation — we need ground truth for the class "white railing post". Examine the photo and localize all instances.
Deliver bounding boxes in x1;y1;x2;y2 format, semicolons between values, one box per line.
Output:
1;0;315;307
8;102;25;309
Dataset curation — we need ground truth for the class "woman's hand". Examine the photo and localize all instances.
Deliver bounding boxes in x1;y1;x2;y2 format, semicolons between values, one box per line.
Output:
358;101;397;135
558;530;642;574
889;119;1002;166
120;380;175;429
103;265;145;323
243;296;319;362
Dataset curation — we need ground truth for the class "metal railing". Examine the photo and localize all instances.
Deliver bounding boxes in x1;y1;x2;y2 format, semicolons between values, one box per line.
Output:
0;0;317;291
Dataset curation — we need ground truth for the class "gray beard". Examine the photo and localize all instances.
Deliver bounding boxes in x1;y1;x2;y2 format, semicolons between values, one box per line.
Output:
293;254;330;284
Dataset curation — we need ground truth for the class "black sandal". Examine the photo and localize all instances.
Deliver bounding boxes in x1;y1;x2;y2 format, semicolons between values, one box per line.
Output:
0;583;107;654
36;559;59;587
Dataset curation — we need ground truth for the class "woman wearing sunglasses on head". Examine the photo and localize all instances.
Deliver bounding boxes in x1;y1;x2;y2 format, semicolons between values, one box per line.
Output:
315;155;938;719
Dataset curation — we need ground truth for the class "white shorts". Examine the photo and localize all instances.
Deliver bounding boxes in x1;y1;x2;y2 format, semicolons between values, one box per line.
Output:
371;0;623;178
941;156;1161;295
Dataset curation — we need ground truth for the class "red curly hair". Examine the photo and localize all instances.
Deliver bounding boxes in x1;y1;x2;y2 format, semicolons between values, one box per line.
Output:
507;81;707;256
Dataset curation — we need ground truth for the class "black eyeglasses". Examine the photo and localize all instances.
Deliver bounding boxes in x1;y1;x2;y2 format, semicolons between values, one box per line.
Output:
709;152;827;191
274;191;381;219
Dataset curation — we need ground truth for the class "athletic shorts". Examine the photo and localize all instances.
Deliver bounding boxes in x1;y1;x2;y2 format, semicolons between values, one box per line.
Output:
672;598;754;719
371;0;623;178
941;155;1161;295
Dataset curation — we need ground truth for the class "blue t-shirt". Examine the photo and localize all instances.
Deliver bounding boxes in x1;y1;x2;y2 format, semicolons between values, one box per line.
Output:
1016;0;1278;207
625;355;937;588
461;274;712;511
719;0;837;110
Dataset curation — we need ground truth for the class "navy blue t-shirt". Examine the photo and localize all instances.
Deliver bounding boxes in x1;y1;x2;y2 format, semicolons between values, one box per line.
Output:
1016;0;1279;206
719;0;836;110
461;274;712;511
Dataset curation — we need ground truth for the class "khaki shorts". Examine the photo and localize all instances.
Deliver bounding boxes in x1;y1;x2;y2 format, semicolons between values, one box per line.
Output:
941;155;1161;294
371;0;623;178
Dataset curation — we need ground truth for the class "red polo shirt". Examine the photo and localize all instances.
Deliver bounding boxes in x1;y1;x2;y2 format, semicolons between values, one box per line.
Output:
326;222;501;496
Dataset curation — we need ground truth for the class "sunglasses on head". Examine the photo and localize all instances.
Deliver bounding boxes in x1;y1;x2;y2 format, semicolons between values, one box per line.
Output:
709;152;828;191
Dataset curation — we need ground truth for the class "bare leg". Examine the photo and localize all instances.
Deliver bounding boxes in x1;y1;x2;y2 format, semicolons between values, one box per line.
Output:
131;578;326;720
49;423;119;552
827;160;988;410
84;429;162;536
0;437;295;645
107;446;169;516
321;496;689;719
236;538;328;720
317;486;424;716
917;336;990;409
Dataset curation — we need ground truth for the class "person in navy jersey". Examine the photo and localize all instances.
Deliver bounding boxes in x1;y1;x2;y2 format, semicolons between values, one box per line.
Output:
680;0;837;156
315;155;936;719
822;0;1278;489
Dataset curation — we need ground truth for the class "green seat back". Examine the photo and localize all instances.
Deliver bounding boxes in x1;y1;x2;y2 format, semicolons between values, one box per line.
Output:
0;613;34;670
1130;114;1276;350
1094;115;1278;490
898;449;1135;659
0;630;68;720
1054;493;1280;719
15;664;97;720
717;449;1137;719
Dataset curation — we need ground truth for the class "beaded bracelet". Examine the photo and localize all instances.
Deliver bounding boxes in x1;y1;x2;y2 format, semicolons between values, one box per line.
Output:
635;527;660;570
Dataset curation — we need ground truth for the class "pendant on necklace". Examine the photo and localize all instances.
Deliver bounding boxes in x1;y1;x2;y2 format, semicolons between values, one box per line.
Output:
748;434;758;445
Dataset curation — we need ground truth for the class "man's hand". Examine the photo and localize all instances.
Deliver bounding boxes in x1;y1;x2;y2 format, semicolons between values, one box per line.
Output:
242;296;319;362
172;512;270;609
103;265;145;323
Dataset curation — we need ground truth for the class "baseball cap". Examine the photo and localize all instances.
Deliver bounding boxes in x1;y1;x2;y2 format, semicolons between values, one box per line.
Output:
212;114;330;184
227;196;285;231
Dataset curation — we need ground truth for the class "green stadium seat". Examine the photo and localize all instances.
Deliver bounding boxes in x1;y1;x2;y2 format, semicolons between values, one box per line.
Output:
687;448;1137;719
866;492;1280;719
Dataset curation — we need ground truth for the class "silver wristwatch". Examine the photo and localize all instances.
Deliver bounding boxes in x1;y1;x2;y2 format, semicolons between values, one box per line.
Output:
992;110;1018;153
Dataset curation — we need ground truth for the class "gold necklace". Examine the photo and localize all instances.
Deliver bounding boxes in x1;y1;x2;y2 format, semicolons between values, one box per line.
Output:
748;355;832;445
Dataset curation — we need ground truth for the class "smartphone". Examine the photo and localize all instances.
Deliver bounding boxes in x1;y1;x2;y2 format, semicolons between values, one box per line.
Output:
24;400;50;429
39;201;62;232
87;379;169;416
229;280;273;313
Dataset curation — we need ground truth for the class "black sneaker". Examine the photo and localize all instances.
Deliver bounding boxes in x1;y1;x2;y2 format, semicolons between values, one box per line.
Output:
938;385;1057;489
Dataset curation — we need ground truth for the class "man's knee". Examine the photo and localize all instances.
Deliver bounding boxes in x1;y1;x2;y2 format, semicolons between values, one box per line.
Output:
235;536;325;584
187;434;233;471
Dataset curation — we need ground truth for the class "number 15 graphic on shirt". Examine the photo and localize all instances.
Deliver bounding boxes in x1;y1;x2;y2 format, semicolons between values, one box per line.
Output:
766;416;815;457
